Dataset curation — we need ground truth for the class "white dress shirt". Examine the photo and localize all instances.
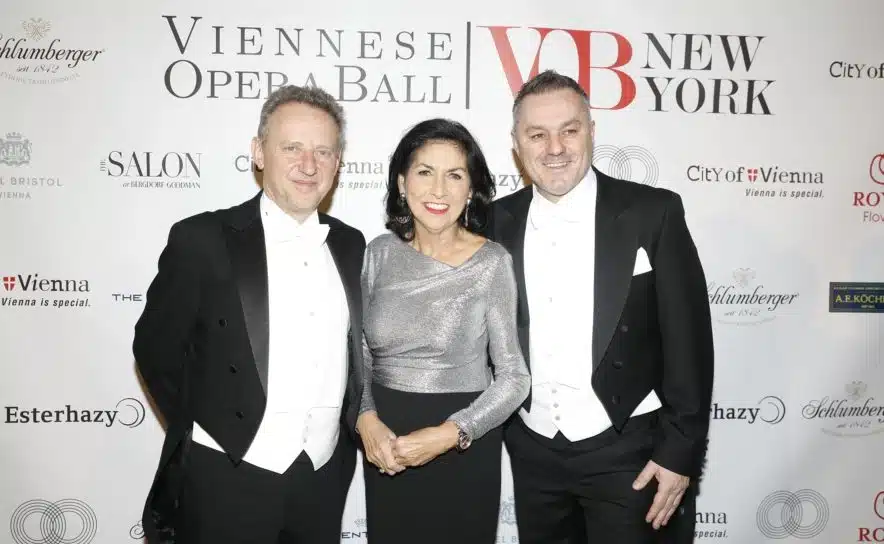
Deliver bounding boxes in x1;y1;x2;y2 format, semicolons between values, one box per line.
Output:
520;170;661;441
192;193;350;473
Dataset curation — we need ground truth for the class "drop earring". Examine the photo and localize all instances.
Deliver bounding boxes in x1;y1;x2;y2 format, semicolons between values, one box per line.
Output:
396;193;411;224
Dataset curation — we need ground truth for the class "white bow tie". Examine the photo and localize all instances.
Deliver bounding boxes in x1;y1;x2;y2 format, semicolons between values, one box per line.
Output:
530;200;584;229
268;222;330;246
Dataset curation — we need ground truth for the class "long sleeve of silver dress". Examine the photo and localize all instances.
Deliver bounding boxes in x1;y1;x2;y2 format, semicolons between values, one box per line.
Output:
359;233;530;441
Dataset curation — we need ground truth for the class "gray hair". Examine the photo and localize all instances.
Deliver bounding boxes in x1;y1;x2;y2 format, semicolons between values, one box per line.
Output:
511;69;592;129
257;85;346;151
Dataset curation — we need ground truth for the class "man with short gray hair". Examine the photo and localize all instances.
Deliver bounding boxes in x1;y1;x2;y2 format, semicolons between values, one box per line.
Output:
134;84;365;543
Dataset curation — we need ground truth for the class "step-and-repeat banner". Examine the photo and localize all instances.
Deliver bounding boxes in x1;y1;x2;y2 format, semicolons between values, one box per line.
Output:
2;0;883;542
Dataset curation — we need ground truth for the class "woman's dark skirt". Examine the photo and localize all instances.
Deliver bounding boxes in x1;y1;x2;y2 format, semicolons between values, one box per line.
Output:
363;383;503;544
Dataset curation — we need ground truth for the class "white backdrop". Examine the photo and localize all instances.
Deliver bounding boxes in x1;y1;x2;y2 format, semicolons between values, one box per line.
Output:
2;0;884;542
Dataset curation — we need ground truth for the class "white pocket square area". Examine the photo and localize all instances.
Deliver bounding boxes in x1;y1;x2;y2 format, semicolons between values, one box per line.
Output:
633;247;653;276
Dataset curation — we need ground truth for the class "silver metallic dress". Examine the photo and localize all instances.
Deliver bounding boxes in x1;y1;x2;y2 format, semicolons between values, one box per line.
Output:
359;232;530;544
359;232;530;438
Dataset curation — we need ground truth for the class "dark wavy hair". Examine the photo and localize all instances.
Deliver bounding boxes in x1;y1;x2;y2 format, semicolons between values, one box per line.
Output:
385;118;496;241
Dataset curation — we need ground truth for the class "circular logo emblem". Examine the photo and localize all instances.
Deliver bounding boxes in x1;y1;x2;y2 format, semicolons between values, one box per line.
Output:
116;397;146;428
870;153;884;186
594;145;660;187
756;489;829;539
10;499;98;544
759;395;786;425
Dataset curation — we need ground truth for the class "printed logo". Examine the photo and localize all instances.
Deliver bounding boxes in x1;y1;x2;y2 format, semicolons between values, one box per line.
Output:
856;491;884;542
801;381;884;437
803;381;884;437
695;511;728;539
871;154;884;186
336;159;387;191
10;499;98;544
594;145;659;187
129;521;144;539
101;150;202;189
853;153;884;224
829;61;884;80
0;133;64;201
0;132;32;166
1;18;107;85
711;395;786;425
5;397;146;428
687;164;824;200
162;16;459;103
480;27;775;114
708;268;799;325
756;490;829;539
234;154;254;173
112;293;143;303
0;273;91;309
830;282;884;314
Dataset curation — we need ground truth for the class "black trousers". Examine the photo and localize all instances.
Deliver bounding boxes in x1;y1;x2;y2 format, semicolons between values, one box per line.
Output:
506;410;696;544
177;428;356;544
363;384;503;544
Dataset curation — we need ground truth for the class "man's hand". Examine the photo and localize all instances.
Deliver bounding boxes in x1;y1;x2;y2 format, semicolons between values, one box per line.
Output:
633;460;690;530
392;422;459;467
356;411;405;475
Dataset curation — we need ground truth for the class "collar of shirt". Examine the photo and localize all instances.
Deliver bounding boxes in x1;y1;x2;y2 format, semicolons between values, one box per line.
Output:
260;193;329;246
529;168;597;230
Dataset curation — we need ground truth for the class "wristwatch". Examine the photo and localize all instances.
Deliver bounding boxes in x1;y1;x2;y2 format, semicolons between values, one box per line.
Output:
454;423;472;453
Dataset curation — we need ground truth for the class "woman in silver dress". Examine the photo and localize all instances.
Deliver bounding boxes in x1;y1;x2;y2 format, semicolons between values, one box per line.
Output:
355;118;531;543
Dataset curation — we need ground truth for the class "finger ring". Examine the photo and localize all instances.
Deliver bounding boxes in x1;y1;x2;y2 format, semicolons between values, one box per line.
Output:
379;468;384;473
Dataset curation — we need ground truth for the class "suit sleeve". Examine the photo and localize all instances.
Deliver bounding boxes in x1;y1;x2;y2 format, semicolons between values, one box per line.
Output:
650;193;714;478
133;221;201;423
345;232;367;432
